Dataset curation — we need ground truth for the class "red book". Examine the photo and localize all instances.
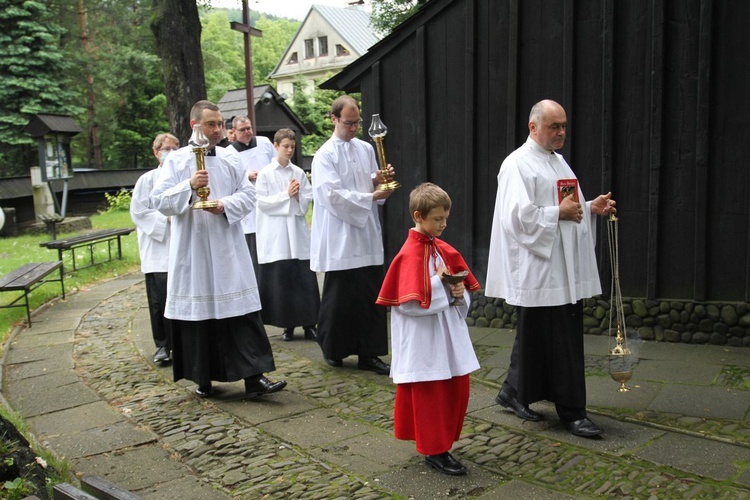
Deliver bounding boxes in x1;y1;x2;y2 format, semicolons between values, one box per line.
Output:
557;179;579;204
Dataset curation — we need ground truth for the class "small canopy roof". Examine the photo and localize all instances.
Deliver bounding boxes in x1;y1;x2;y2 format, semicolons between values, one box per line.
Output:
24;114;83;138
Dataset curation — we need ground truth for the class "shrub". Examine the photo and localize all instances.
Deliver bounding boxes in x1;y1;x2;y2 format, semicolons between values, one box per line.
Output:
102;189;132;213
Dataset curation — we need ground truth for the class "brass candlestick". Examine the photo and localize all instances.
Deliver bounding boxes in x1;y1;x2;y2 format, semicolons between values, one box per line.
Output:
189;124;218;210
368;114;400;191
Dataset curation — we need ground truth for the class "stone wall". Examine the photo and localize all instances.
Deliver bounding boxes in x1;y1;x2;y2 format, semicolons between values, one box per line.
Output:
466;292;750;348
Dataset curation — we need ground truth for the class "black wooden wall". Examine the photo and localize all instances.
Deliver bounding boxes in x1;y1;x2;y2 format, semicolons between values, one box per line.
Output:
325;0;750;303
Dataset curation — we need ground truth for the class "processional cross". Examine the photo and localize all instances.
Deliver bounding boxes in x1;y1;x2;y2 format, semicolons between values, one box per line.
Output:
230;0;263;130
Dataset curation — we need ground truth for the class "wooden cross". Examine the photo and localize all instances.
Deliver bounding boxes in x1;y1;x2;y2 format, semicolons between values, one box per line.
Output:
230;0;263;131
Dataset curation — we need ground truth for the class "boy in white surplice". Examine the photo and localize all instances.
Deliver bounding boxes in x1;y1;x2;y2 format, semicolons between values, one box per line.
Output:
255;128;320;341
376;183;481;476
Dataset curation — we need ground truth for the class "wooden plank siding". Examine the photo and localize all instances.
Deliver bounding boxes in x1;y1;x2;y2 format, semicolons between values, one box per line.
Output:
321;0;750;303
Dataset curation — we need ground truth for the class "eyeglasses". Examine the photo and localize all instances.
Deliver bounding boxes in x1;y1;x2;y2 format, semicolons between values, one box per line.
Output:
339;119;363;128
236;127;252;133
158;147;178;152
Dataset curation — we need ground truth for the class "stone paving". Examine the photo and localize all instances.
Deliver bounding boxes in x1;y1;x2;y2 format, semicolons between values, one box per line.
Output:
2;273;750;499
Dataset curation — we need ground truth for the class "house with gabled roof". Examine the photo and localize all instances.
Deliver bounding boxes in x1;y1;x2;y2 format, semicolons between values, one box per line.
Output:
268;4;381;101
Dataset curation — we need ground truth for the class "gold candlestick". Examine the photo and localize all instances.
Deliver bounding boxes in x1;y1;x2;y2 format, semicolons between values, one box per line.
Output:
368;114;400;191
189;124;218;209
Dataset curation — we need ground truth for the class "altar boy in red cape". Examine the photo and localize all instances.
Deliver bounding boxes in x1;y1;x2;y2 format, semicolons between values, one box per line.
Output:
376;182;481;476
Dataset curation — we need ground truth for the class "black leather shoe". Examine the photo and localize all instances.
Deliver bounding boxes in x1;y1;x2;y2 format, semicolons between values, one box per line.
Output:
245;376;287;398
195;385;212;398
424;452;467;476
303;326;317;340
324;357;343;367
495;390;543;421
358;356;390;375
282;328;294;341
564;417;603;438
153;346;171;363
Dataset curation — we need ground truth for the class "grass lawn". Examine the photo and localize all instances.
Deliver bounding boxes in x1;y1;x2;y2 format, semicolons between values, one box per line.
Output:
0;209;141;348
0;207;141;496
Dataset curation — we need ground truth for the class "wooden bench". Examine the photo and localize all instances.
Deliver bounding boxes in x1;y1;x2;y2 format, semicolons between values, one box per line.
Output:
53;475;142;499
39;228;135;272
0;261;64;326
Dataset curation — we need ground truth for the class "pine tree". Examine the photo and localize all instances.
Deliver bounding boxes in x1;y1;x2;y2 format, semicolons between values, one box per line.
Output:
0;0;79;176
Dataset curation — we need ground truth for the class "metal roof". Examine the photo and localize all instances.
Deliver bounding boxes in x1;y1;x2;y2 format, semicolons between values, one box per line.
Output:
268;5;381;80
313;5;380;56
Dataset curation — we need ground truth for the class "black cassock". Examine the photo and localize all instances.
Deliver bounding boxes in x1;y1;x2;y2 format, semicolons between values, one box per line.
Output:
504;301;587;415
316;265;388;360
258;259;320;328
172;311;275;387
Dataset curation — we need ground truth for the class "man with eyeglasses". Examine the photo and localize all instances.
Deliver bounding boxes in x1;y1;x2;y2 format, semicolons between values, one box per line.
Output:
151;100;286;400
130;132;179;365
310;95;396;375
231;115;276;278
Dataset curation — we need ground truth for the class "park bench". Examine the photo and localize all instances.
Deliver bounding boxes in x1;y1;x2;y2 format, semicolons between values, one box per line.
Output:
39;228;135;272
0;261;64;326
52;475;142;499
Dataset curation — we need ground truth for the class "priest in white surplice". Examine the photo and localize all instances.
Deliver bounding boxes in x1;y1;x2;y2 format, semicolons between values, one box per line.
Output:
486;99;616;438
310;95;395;374
150;100;286;399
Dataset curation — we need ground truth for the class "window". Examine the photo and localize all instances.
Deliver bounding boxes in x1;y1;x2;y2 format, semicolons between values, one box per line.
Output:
336;44;350;56
287;52;298;64
318;36;328;56
304;38;315;59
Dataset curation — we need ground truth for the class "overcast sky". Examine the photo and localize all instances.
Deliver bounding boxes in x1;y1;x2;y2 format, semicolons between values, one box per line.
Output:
212;0;368;21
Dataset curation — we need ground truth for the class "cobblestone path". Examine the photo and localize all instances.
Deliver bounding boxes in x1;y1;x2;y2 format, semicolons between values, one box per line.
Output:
72;281;750;499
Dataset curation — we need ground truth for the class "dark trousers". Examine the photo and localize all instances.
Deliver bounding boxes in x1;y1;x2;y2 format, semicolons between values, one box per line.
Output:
316;266;388;360
502;301;587;421
144;272;172;350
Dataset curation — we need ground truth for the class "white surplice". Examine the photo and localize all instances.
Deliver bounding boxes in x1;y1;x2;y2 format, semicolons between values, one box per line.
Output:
310;136;385;272
234;136;275;234
485;136;602;306
130;167;170;274
389;252;480;384
255;159;312;264
150;145;261;321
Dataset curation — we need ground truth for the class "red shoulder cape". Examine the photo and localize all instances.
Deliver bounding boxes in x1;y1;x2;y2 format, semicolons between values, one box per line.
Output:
376;229;480;309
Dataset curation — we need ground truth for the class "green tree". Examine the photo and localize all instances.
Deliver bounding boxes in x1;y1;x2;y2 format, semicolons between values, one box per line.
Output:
0;0;79;176
52;0;169;169
370;0;427;35
288;80;356;156
200;11;298;103
201;11;245;103
253;17;299;86
152;0;207;146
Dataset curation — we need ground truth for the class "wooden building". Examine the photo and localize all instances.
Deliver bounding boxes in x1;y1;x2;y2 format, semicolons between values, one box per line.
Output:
322;0;750;304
